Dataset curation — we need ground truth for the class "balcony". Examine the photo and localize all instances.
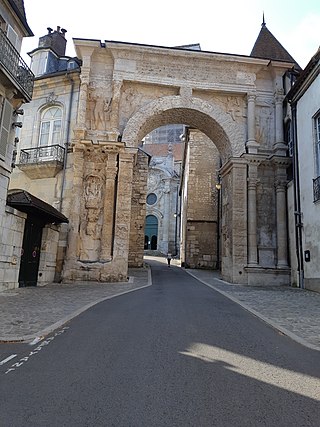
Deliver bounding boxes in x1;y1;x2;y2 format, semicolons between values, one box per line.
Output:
313;176;320;203
0;28;34;101
18;145;65;179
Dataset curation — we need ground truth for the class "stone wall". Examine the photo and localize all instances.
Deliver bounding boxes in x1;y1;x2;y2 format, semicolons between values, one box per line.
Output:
128;150;149;267
184;130;221;269
0;206;26;291
38;224;60;285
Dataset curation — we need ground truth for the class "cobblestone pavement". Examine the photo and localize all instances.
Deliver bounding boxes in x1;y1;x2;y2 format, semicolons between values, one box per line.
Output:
0;267;151;343
186;269;320;352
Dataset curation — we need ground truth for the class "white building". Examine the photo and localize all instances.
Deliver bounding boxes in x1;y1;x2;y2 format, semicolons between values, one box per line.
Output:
287;47;320;292
0;0;33;291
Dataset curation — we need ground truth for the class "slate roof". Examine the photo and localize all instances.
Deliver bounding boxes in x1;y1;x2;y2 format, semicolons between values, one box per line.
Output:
8;0;33;35
287;47;320;102
251;21;298;67
7;190;68;224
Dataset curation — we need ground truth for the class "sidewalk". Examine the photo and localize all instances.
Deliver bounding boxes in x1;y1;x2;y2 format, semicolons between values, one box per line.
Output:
0;267;151;343
185;268;320;352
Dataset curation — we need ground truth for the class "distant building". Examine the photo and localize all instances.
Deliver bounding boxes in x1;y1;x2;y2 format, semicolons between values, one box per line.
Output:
142;134;183;255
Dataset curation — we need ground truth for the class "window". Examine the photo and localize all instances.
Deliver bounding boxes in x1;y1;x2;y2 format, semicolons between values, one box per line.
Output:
0;98;13;160
39;107;62;146
315;114;320;177
146;193;157;205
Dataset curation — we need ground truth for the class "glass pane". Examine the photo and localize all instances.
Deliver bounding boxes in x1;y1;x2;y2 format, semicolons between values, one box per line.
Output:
52;120;61;145
39;122;50;146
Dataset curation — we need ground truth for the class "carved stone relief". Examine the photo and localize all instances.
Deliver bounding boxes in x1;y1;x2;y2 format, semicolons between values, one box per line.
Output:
79;170;105;262
86;82;113;131
255;102;273;147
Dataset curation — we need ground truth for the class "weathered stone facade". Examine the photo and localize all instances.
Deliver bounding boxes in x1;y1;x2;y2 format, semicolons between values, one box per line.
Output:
180;130;220;269
9;24;298;287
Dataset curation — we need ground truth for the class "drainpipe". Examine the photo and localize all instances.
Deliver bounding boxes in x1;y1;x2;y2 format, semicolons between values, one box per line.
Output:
59;71;75;211
291;102;304;288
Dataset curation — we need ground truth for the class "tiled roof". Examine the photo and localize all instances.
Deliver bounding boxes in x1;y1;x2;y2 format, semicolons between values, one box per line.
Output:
142;143;184;161
251;23;298;67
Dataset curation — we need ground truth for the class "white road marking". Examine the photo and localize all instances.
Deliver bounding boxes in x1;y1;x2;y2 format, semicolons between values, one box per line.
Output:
29;336;43;346
0;354;17;366
3;326;70;375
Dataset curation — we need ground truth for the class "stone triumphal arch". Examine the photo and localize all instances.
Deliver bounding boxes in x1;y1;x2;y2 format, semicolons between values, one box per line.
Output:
62;38;293;286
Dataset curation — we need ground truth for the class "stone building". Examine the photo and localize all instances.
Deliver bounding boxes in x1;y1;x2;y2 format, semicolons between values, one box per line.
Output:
8;18;301;288
9;25;80;286
142;130;183;256
0;0;33;291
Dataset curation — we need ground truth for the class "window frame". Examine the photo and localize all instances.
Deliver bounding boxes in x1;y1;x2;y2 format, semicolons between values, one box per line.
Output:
314;112;320;178
38;106;62;147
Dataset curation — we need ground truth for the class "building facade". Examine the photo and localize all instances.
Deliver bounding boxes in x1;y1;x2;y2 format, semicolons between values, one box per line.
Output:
287;48;320;292
7;19;301;288
9;26;80;286
142;135;182;256
0;0;33;291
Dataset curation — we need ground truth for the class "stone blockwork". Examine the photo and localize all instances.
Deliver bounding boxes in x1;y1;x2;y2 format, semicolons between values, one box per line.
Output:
0;206;26;291
182;129;221;269
129;150;149;267
9;36;295;286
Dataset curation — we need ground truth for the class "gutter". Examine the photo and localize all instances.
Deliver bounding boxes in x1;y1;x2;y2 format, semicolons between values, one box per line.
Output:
291;102;304;289
59;71;75;211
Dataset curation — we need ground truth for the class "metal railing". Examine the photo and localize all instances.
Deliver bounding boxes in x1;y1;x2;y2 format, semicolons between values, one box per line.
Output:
313;176;320;203
19;145;65;165
0;28;34;101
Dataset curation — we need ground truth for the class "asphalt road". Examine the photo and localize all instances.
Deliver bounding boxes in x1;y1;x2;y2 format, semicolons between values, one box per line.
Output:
1;259;319;426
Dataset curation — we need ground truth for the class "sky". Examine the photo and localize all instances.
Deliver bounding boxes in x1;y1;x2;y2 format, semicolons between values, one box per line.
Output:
22;0;320;69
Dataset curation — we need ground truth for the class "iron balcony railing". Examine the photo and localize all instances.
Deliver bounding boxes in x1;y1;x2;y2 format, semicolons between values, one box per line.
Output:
313;176;320;203
19;145;65;165
0;28;34;101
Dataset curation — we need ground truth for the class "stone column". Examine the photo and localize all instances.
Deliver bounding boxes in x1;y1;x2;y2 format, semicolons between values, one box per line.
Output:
109;79;123;139
100;152;118;261
246;93;259;154
64;145;85;264
273;90;287;156
275;164;289;268
220;158;248;284
247;161;259;266
113;150;135;267
76;75;89;128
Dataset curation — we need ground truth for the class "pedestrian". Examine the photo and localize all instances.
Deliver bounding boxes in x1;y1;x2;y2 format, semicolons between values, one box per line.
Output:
167;253;172;267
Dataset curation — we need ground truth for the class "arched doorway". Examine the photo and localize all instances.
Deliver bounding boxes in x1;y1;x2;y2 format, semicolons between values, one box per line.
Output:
145;215;158;250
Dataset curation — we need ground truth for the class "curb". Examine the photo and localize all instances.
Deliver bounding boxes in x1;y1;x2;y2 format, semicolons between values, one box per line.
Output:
185;269;320;352
1;271;153;344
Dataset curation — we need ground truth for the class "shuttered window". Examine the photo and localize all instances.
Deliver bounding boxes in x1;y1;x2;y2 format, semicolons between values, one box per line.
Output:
315;114;320;177
0;99;13;160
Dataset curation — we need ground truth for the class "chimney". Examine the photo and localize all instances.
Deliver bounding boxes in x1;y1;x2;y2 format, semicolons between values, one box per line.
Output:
38;26;67;56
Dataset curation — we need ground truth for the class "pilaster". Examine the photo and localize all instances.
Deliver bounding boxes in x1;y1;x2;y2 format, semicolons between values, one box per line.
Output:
246;92;259;154
100;152;118;261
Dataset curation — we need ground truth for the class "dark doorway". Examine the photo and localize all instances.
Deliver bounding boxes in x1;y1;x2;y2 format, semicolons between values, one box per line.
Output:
19;216;44;287
144;235;149;250
144;215;158;250
151;235;157;250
